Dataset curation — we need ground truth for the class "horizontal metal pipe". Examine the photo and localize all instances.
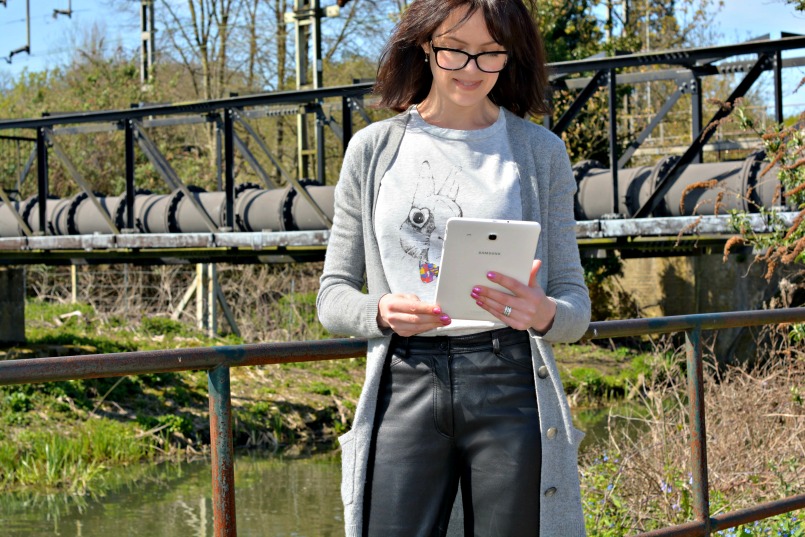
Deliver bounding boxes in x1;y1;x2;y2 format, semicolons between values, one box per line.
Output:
710;493;805;532
635;493;805;537
0;339;367;386
585;308;805;340
0;185;336;237
2;309;804;386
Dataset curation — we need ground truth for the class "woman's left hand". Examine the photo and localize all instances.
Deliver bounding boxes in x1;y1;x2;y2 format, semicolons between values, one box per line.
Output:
470;260;556;333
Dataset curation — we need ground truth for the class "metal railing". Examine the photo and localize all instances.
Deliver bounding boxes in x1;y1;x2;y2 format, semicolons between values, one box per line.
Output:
1;307;804;536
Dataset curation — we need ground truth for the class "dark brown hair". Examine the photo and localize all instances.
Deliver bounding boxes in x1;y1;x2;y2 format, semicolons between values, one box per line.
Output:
373;0;549;118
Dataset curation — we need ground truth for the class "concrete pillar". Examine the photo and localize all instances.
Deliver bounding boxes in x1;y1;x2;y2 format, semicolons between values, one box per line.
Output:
618;253;780;363
0;267;25;344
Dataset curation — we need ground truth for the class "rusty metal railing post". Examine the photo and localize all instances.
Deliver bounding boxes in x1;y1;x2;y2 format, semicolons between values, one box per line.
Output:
208;365;237;537
685;326;711;535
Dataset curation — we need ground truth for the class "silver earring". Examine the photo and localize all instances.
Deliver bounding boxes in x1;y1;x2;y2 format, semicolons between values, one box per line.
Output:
425;54;429;63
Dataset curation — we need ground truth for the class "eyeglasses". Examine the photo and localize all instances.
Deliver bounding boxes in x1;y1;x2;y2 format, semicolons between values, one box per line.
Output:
429;41;508;73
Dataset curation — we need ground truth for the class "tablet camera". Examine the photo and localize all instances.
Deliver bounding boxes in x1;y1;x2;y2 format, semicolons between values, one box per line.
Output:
488;233;497;241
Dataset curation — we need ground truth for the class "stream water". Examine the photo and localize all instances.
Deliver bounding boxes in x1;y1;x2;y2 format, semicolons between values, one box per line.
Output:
0;407;631;536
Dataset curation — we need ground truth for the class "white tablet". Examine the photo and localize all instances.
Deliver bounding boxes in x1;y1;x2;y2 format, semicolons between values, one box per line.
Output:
434;217;541;322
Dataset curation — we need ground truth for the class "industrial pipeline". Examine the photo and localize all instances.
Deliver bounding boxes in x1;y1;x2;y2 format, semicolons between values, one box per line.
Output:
0;152;792;237
573;152;788;220
0;181;335;237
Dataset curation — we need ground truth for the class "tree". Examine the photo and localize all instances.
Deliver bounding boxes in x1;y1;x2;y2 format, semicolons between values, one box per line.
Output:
535;0;603;63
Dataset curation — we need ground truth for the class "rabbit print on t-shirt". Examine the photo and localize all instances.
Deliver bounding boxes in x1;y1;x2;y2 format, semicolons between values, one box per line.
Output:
399;161;464;283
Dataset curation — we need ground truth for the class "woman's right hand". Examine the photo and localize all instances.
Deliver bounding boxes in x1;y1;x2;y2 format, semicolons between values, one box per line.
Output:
377;293;451;337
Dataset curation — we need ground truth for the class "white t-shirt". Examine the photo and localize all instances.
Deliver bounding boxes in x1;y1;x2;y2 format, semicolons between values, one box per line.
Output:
375;107;523;334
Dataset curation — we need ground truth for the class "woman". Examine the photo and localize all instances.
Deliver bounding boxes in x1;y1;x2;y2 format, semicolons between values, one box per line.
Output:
316;0;591;535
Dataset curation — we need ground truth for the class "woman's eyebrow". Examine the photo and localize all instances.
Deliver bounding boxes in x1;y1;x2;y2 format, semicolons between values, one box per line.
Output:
436;36;501;47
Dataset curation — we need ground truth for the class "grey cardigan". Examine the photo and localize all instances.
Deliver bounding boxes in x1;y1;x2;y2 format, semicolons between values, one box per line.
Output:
317;108;591;537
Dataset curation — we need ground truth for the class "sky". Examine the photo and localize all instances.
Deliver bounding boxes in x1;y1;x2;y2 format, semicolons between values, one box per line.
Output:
1;0;804;110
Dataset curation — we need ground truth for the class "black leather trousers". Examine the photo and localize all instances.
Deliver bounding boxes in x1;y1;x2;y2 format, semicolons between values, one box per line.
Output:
363;327;541;537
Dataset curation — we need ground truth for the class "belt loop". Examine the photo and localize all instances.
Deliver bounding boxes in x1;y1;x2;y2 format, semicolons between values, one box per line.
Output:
404;336;410;359
492;336;500;354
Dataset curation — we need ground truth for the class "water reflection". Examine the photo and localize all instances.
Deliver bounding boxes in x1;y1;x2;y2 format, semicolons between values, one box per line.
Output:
576;403;644;452
0;454;343;537
0;406;638;536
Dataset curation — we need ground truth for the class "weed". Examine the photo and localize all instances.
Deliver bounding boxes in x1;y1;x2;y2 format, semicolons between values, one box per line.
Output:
581;354;805;535
308;381;334;396
0;419;158;494
141;316;189;336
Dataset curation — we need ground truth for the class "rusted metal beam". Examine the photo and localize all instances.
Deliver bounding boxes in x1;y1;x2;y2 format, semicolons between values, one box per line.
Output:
585;308;805;340
0;338;368;386
635;493;805;536
3;309;804;386
0;230;331;251
686;327;710;534
209;365;237;537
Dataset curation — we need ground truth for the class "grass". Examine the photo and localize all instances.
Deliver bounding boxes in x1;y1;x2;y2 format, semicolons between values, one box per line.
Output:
5;297;803;535
579;352;805;536
0;298;368;491
555;341;658;406
0;419;155;494
8;297;655;493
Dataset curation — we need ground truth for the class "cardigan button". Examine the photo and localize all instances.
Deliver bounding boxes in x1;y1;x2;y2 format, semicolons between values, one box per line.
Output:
537;366;549;379
546;427;558;439
544;487;557;497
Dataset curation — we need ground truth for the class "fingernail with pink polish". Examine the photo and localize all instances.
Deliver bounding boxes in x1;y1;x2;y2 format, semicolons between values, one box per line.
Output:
487;272;496;279
440;315;451;324
433;306;442;315
476;300;483;306
470;291;479;299
472;287;482;293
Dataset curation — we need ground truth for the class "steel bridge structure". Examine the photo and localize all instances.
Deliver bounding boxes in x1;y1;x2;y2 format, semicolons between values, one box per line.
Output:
0;35;803;267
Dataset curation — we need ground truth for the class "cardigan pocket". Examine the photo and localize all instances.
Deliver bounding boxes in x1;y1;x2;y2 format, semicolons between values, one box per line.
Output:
338;429;357;505
571;426;586;451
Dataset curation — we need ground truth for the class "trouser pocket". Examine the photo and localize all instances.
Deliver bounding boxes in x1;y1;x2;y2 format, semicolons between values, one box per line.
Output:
493;339;534;370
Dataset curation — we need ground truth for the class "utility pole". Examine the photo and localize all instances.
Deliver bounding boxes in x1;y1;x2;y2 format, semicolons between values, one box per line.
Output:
283;1;348;181
53;0;72;18
286;0;324;181
141;0;156;86
5;0;30;63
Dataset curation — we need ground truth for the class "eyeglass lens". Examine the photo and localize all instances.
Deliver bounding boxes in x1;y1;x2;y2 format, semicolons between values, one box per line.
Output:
434;48;507;73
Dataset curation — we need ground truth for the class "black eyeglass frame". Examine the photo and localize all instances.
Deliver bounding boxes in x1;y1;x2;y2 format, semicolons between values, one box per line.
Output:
429;40;509;73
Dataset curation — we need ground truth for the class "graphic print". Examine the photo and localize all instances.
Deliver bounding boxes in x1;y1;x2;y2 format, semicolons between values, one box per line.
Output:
399;161;463;283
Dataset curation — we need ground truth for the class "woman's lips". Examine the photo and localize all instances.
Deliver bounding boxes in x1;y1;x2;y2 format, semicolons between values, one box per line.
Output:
454;78;482;90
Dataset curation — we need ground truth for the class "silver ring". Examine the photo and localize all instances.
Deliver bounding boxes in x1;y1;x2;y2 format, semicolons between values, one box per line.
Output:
503;305;512;317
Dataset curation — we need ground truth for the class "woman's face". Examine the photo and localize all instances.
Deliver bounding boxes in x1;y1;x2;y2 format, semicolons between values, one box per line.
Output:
423;6;505;115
